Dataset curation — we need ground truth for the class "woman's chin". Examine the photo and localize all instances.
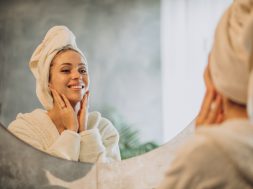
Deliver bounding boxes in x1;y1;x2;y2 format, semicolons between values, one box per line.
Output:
68;97;82;107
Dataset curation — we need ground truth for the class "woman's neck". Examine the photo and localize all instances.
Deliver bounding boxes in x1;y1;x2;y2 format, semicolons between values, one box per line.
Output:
71;102;80;113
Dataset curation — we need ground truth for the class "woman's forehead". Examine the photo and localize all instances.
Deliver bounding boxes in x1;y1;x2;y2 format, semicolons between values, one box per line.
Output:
51;50;87;67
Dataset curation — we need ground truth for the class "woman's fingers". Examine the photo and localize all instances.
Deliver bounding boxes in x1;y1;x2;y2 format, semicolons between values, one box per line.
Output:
60;93;72;109
48;89;66;133
206;95;222;124
78;91;89;132
196;93;223;127
196;90;222;126
196;89;216;127
80;91;89;109
58;93;78;132
196;60;224;127
215;103;224;124
198;90;215;121
196;55;225;127
51;89;65;109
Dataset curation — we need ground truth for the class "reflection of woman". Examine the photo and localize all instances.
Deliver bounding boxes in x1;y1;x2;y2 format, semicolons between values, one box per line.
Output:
158;0;253;188
8;26;121;163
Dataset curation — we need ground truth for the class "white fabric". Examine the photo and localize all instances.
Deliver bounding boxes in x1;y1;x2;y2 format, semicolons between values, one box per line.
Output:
8;109;121;163
29;25;87;110
210;0;253;121
48;130;81;161
158;119;253;189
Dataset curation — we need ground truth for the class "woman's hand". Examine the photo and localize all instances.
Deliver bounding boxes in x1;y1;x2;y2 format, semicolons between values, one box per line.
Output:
195;64;224;127
78;91;89;133
48;88;79;133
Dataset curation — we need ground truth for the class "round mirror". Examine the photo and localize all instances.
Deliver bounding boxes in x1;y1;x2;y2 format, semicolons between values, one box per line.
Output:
0;0;231;160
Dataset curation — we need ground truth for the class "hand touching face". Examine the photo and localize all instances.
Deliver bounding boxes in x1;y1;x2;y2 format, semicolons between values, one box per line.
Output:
196;60;224;127
48;88;79;133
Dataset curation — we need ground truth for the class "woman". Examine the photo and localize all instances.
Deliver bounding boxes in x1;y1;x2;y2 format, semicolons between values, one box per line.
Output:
158;0;253;188
8;26;121;163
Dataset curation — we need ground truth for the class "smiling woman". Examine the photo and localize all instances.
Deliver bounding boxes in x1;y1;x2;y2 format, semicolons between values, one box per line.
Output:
8;26;121;163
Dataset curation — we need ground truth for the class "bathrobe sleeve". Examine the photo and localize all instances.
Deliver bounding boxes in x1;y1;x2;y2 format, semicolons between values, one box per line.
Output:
79;117;121;163
8;117;81;161
47;130;81;161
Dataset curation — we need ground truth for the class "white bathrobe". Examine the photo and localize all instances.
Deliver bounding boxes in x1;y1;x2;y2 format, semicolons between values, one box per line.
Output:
8;109;121;163
158;119;253;189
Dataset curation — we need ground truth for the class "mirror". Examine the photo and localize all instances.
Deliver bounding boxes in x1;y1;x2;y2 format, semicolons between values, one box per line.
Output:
0;0;162;160
0;119;194;189
0;0;232;161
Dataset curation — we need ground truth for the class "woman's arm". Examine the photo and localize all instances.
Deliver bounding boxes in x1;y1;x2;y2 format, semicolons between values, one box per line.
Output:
78;113;121;163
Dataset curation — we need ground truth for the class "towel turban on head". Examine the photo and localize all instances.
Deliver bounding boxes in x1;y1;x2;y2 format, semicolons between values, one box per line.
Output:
210;0;253;122
29;25;87;110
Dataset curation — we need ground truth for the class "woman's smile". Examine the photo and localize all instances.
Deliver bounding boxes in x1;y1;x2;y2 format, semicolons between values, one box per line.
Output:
67;83;85;90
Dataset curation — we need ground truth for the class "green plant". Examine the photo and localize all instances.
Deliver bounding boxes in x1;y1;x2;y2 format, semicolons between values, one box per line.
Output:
100;106;159;160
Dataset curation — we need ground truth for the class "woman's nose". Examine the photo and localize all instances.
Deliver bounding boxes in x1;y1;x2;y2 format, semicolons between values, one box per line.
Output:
71;70;82;79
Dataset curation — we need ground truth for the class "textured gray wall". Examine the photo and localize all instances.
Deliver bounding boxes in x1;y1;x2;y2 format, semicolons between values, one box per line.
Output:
0;0;161;143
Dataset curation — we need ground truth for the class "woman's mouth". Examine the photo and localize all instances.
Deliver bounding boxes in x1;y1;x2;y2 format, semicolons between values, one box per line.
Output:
67;84;85;90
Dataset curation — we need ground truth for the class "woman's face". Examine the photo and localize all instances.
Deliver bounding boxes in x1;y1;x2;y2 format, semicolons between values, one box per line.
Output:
49;50;89;107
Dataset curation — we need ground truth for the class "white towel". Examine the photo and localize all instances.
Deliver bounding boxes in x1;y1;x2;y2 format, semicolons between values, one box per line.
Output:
29;25;87;110
210;0;253;122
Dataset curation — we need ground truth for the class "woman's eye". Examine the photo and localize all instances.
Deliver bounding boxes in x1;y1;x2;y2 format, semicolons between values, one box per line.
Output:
80;69;87;74
61;69;70;73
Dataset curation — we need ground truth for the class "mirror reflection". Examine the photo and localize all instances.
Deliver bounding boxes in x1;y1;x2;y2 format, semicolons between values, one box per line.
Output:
8;25;121;163
0;0;232;160
0;0;161;160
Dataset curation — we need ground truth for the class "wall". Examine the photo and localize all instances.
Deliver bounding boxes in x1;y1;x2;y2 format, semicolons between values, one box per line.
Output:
0;0;161;143
161;0;232;141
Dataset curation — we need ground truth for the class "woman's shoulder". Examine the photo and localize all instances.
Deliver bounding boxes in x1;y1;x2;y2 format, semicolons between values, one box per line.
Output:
176;120;252;165
8;108;50;131
14;108;45;119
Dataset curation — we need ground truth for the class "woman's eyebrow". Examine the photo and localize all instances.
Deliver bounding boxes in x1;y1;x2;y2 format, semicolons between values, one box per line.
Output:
60;63;85;65
58;63;87;68
60;63;72;66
